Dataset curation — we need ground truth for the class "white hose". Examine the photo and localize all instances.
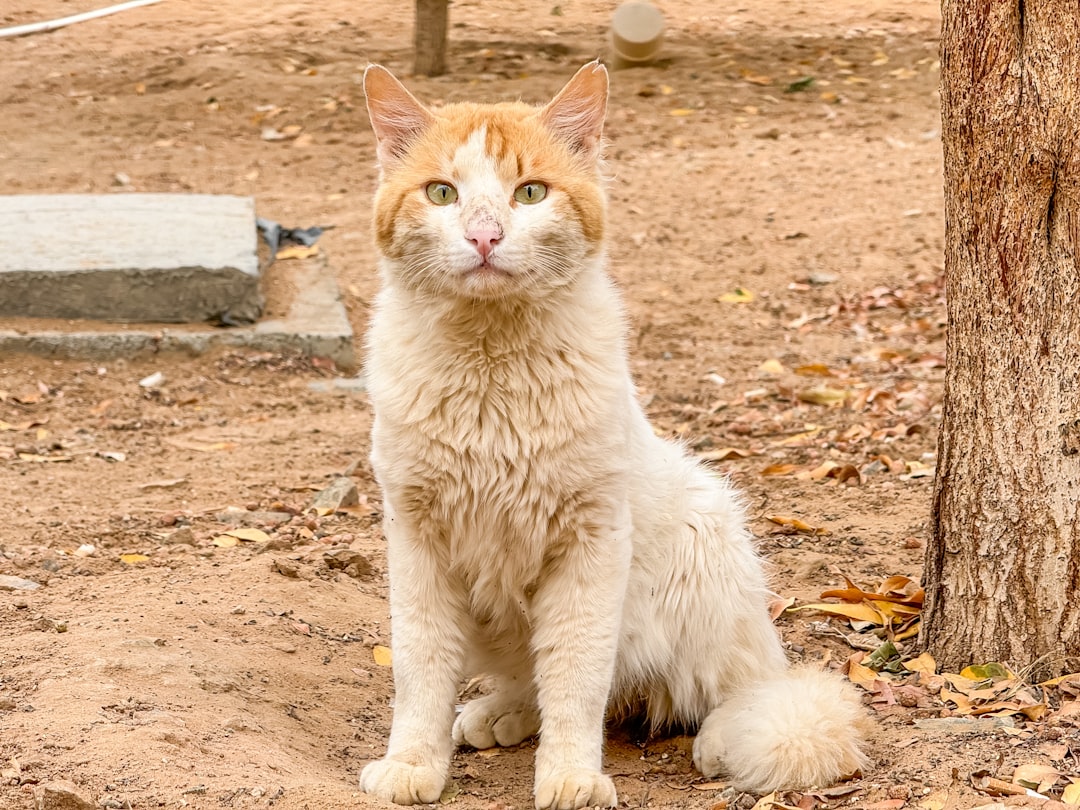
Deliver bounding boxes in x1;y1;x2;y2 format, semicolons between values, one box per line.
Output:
0;0;165;40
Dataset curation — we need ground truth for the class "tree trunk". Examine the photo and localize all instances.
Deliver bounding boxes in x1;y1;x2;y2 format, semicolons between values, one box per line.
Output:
414;0;449;77
922;0;1080;678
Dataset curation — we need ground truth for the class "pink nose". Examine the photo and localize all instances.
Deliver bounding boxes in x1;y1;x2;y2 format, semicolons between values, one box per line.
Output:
466;228;502;261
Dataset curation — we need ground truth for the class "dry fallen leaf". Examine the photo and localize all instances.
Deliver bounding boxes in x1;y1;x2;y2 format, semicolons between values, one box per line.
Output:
904;652;937;675
740;70;774;86
768;596;796;622
698;447;754;462
223;528;270;543
372;645;393;667
798;386;847;406
212;535;240;548
1011;763;1063;794
717;287;755;303
1062;780;1080;805
276;244;319;261
139;478;188;490
790;602;883;624
766;515;830;535
164;437;238;452
17;453;72;463
119;553;150;565
761;463;798;477
794;363;834;377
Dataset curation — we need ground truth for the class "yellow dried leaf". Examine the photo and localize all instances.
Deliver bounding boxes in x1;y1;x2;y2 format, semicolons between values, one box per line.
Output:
794;363;834;377
798;386;847;406
918;792;948;810
758;359;785;374
847;658;883;689
690;781;729;791
750;792;777;810
761;463;798;476
372;645;393;667
740;70;774;86
871;600;921;620
960;662;1015;682
164;437;238;452
830;464;863;485
904;652;937;675
789;602;883;624
1019;703;1047;721
212;535;240;548
17;453;72;463
802;460;840;480
940;687;974;714
224;528;271;543
894;622;921;641
717;287;754;303
669;108;695;116
1061;779;1080;805
119;553;150;564
1038;672;1080;687
766;515;830;535
772;426;823;446
276;244;319;261
698;447;753;462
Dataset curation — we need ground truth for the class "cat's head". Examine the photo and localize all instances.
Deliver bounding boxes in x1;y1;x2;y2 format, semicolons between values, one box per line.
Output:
364;62;608;301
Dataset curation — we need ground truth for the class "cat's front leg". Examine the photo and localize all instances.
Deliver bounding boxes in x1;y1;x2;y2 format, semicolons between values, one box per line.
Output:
529;515;631;810
360;509;467;806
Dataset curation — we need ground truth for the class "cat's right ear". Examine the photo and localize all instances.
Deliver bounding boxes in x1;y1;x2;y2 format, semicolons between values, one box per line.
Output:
540;60;609;160
364;65;436;167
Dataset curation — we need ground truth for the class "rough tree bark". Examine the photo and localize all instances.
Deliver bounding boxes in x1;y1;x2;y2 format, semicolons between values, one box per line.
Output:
414;0;449;76
922;0;1080;677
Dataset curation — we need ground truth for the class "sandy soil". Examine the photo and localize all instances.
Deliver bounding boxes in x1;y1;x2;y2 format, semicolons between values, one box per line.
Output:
2;1;1078;809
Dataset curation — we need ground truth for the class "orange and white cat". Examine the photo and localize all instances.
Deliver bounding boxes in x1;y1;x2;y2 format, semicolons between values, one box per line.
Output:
359;62;868;809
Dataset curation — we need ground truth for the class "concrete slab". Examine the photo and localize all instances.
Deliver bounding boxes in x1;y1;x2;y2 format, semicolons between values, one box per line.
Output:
0;194;261;323
0;257;355;368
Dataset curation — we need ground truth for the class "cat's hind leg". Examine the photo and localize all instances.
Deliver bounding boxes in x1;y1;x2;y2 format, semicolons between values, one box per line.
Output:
626;463;868;791
453;671;540;749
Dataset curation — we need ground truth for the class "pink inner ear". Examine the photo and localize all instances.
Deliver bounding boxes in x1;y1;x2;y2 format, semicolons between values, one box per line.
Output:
541;61;609;156
364;65;435;163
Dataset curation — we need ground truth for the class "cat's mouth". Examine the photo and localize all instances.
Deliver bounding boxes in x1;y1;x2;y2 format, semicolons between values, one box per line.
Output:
462;259;513;279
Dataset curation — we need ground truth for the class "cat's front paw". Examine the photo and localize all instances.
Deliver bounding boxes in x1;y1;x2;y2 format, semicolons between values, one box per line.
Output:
453;694;540;749
534;768;616;810
359;758;445;805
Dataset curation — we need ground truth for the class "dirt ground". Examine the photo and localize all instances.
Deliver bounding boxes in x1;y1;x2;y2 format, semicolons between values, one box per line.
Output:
2;1;1078;809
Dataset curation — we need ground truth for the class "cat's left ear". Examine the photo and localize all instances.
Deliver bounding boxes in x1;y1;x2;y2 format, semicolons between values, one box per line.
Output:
364;65;436;167
540;60;608;159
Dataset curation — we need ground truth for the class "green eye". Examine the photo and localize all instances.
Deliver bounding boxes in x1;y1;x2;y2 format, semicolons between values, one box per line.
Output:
425;182;458;205
514;182;548;205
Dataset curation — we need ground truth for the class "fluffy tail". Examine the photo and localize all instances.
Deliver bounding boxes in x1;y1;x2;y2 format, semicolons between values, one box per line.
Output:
692;666;870;792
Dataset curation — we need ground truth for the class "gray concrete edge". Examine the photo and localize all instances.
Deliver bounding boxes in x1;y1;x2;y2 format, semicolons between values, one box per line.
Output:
0;262;355;368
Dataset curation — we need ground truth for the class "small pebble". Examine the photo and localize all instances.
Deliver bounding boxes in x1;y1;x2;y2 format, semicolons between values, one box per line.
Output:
0;575;42;592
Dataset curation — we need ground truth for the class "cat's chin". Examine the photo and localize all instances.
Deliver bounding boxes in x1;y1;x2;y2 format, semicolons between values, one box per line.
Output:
456;262;518;297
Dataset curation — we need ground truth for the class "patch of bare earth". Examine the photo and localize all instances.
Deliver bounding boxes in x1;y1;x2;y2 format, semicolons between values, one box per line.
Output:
2;1;1078;809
